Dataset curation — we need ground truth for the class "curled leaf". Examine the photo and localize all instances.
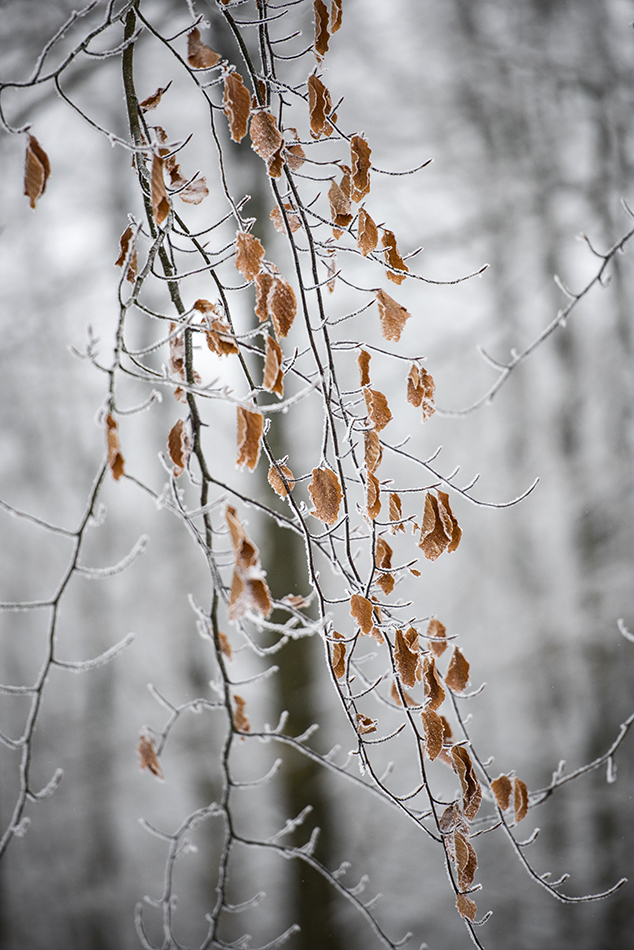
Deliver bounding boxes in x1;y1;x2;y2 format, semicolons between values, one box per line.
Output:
236;406;264;471
263;335;284;397
456;894;477;922
421;708;444;761
268;275;297;338
394;627;421;688
187;28;221;68
224;72;251;142
206;319;239;356
151;155;169;226
451;745;482;820
115;226;138;284
233;694;250;733
167;418;191;477
357;207;378;256
389;492;406;533
331;631;346;679
309;467;342;524
138;732;163;780
376;288;411;342
423;655;445;711
358;349;371;387
270;202;301;233
250;110;284;177
24;134;51;209
255;272;274;322
454;832;478;890
419;491;461;560
350;134;371;201
106;414;125;481
407;364;435;420
314;0;330;59
366;471;381;521
307;73;333;138
375;536;393;571
328;177;352;235
218;631;232;660
139;82;172;111
382;229;408;284
364;429;382;473
356;713;377;735
235;231;265;283
514;777;529;823
268;461;295;497
364;388;392;431
226;506;273;621
331;0;343;33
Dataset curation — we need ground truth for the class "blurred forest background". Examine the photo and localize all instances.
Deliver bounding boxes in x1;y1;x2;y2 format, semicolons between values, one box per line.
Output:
1;1;633;949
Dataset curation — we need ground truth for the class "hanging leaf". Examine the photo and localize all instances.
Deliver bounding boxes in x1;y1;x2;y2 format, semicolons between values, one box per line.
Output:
394;627;421;688
451;745;482;820
376;573;394;596
364;387;392;431
309;466;342;524
224;72;251;142
187;28;221;68
24;134;51;209
407;364;435;420
350;593;374;635
514;777;529;823
364;429;382;473
235;231;264;283
226;506;273;621
167;418;191;477
427;617;448;657
366;472;381;521
350;134;371;201
331;631;346;679
139;82;173;111
382;229;408;284
328;178;352;235
236;406;264;471
423;655;445;711
270;202;301;233
114;225;138;284
419;491;461;560
391;679;416;707
151;154;170;226
268;460;295;497
177;176;209;204
206;319;239;356
376;288;411;342
138;732;163;780
421;708;444;761
358;349;371;387
491;774;513;811
375;536;393;571
106;414;125;481
454;832;478;890
250;110;284;177
445;647;470;693
307;73;333;138
456;894;477;922
233;694;250;733
269;275;297;339
284;128;306;170
357;207;378;256
389;492;406;533
263;335;284;397
440;714;453;744
218;631;232;660
331;0;343;33
255;272;274;322
314;0;330;59
356;713;377;735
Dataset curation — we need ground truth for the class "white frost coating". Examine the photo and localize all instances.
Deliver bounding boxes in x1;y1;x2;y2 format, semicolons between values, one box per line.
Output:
75;534;148;578
31;768;64;800
617;618;634;643
12;817;31;838
54;632;136;673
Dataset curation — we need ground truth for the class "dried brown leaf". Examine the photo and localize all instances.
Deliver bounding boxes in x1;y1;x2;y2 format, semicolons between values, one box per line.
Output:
218;631;232;660
250;110;284;175
178;176;209;204
456;894;477;921
452;745;482;821
331;0;343;33
350;134;371;201
440;714;453;744
206;319;239;356
421;708;444;761
357;349;371;387
407;364;435;420
419;492;461;561
350;593;374;635
307;73;333;138
263;335;284;397
445;647;470;693
438;490;462;552
268;461;295;497
226;506;273;621
224;72;251;143
167;418;191;477
138;732;163;780
270;202;301;233
366;471;381;521
426;618;448;657
233;694;250;733
382;229;408;284
255;272;274;322
328;178;352;235
454;831;478;890
331;631;346;679
187;28;221;68
284;128;306;170
376;288;411;342
235;231;264;283
364;430;382;473
395;627;421;688
356;713;377;735
357;207;378;256
491;774;513;811
151;154;170;226
106;414;125;481
423;655;445;711
389;492;405;533
375;536;393;571
376;573;394;595
364;388;392;432
24;134;50;209
390;679;416;707
139;82;172;111
269;275;297;339
115;225;138;284
514;777;529;823
314;0;330;59
236;406;264;471
309;467;342;524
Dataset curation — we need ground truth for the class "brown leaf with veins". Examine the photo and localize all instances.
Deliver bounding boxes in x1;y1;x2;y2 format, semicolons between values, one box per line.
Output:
226;506;273;621
206;319;239;356
395;627;421;687
427;618;447;657
224;72;251;142
423;655;445;711
445;647;470;693
236;407;264;471
382;229;408;284
491;774;512;811
376;288;411;342
454;831;478;891
456;894;477;922
389;492;405;533
375;536;393;571
331;631;346;679
331;0;343;33
407;364;435;420
309;467;342;524
350;593;374;635
106;414;125;481
350;134;371;201
451;745;482;820
357;207;378;256
314;0;330;59
24;134;50;209
269;276;297;339
307;73;333;137
364;388;392;431
421;708;444;761
268;461;295;497
250;111;284;177
151;155;169;226
187;28;221;68
235;231;264;283
364;429;382;473
167;418;191;477
419;491;461;560
366;471;381;521
514;777;529;823
263;335;284;397
328;178;352;235
358;349;371;387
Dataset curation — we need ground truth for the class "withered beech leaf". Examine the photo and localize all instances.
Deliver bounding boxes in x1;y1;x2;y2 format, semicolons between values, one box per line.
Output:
456;894;477;922
390;679;416;707
151;155;170;226
454;832;478;891
514;777;529;823
358;349;371;387
328;178;352;235
139;82;172;111
350;593;374;635
106;414;125;481
376;573;394;596
382;229;408;284
167;418;191;477
331;0;343;33
350;134;371;202
407;364;435;421
269;276;297;339
226;506;273;621
309;467;342;524
423;655;445;711
357;207;378;257
421;708;444;761
178;176;209;205
307;73;333;138
206;319;239;356
115;226;138;284
255;272;274;322
24;134;51;209
236;406;264;471
427;618;448;658
376;288;411;342
451;745;482;821
364;429;382;473
187;28;221;69
224;71;251;142
250;111;284;177
366;471;381;521
284;128;306;171
389;492;406;533
331;631;346;679
169;323;185;381
233;694;250;733
356;713;377;735
235;231;265;283
394;627;421;688
314;0;330;59
445;647;470;693
364;388;392;432
375;536;393;571
138;732;163;780
491;774;513;811
419;491;461;560
263;336;284;397
268;460;295;497
218;631;232;660
270;202;301;233
437;490;462;553
440;714;453;744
